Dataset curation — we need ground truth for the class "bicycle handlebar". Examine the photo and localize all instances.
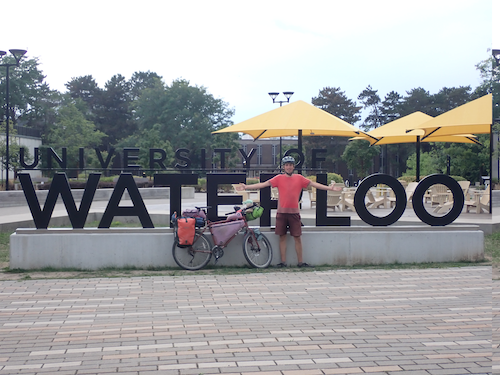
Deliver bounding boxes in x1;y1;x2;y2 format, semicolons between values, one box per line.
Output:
226;202;259;215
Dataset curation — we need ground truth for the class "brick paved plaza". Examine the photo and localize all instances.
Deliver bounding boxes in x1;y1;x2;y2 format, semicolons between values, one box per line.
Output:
0;266;492;374
493;278;499;375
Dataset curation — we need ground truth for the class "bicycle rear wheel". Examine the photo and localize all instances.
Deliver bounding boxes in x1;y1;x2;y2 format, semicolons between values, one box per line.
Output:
172;233;212;270
242;230;273;268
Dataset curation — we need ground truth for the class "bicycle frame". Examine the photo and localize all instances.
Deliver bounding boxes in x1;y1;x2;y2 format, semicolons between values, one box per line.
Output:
193;209;262;252
205;218;253;250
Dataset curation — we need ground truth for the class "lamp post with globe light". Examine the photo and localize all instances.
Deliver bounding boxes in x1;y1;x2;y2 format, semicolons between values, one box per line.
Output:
0;49;27;190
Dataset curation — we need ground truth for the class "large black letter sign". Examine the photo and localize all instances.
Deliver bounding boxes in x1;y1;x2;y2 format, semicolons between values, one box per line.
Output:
19;172;100;229
355;174;406;226
412;174;464;226
154;173;199;227
315;173;350;226
206;174;245;221
99;174;154;228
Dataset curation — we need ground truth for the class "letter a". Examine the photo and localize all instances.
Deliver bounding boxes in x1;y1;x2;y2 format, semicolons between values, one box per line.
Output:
98;174;154;228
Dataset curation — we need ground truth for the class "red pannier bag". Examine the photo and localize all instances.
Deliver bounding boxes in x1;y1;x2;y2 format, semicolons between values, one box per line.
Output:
211;220;245;246
176;217;196;248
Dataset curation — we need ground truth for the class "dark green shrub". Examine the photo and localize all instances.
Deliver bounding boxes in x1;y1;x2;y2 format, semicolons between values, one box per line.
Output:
327;173;343;184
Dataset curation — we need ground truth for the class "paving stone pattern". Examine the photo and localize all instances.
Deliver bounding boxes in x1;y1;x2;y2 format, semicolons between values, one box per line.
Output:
0;267;492;375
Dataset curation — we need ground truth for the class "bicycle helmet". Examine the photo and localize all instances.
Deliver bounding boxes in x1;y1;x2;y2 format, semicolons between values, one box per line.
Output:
282;156;295;165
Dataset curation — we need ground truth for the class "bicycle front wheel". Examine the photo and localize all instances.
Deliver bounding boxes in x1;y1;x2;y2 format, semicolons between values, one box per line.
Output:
172;233;212;270
242;230;273;268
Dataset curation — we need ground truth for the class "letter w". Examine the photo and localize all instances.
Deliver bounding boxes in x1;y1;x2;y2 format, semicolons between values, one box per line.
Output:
19;173;101;229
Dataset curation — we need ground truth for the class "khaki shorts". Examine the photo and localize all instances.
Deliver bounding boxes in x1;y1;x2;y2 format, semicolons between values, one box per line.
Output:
275;213;302;237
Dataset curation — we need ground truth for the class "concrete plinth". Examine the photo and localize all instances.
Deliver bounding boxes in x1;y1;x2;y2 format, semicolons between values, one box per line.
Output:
10;225;484;270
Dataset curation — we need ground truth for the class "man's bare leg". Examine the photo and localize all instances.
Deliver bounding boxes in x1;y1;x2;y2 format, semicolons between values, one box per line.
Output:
279;235;288;263
293;236;303;264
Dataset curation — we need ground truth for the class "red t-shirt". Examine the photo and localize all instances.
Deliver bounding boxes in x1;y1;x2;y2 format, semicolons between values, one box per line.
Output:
269;174;311;213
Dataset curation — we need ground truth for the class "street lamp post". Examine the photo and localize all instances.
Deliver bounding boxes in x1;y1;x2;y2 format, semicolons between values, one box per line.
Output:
0;49;27;191
491;49;500;213
268;92;294;170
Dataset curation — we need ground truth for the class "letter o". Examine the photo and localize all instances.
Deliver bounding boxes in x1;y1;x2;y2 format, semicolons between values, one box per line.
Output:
412;174;464;226
354;174;406;226
284;149;304;169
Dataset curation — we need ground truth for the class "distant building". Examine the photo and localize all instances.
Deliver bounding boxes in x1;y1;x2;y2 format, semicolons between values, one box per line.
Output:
238;137;297;172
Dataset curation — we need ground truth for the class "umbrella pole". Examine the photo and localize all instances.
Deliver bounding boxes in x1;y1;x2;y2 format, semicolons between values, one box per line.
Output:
280;137;282;171
416;136;420;181
298;130;303;174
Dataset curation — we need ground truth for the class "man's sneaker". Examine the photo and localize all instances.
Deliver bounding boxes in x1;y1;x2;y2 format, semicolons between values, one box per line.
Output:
297;262;312;268
275;262;287;268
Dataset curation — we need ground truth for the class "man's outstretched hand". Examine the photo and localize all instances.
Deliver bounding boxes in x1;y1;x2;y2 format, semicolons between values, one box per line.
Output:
330;182;343;191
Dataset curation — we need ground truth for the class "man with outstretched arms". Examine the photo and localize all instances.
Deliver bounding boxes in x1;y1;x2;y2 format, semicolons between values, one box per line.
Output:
238;156;342;268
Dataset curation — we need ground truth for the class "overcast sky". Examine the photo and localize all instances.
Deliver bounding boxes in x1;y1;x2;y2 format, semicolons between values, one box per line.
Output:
3;0;495;126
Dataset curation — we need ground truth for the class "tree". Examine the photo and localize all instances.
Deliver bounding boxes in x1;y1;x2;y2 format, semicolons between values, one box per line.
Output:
98;74;135;147
377;91;415;177
476;53;500;166
399;87;434;116
403;150;445;178
312;87;361;124
377;91;408;177
433;135;490;183
29;89;63;141
65;73;157;149
129;71;163;101
380;91;403;122
475;54;500;120
305;87;362;172
133;79;167;132
115;123;174;174
135;78;237;168
358;85;382;131
432;86;472;114
341;140;380;179
65;75;103;125
46;101;106;171
0;56;58;137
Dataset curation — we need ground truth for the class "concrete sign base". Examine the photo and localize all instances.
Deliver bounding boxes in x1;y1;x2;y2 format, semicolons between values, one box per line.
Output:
10;225;483;270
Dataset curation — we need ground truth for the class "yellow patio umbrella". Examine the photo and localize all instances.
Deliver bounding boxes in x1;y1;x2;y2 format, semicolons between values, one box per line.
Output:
213;100;374;168
352;112;480;146
352;111;481;180
407;95;492;200
409;94;492;140
213;100;371;139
